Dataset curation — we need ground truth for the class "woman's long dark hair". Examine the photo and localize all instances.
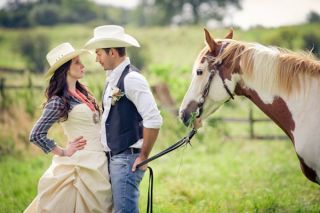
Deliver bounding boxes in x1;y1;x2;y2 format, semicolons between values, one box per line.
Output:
44;59;100;121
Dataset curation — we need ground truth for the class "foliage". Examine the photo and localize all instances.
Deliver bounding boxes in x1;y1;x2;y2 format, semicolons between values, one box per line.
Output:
302;32;320;57
0;1;33;28
264;28;298;49
307;11;320;23
148;0;241;25
15;33;49;73
0;0;98;28
127;42;150;70
0;0;244;28
28;3;60;26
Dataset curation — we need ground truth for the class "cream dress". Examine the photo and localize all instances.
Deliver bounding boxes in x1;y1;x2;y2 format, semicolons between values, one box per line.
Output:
24;104;113;213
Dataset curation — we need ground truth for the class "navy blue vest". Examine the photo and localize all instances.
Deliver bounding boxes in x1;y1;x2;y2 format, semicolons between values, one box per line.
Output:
105;65;143;154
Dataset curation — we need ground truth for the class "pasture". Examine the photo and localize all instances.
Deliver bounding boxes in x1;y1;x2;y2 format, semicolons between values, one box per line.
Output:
0;24;320;212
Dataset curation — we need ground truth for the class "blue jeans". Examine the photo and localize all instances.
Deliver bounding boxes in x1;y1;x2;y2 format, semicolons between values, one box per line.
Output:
109;153;145;213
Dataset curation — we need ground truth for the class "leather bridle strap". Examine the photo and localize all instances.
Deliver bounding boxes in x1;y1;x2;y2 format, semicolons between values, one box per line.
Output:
197;43;234;118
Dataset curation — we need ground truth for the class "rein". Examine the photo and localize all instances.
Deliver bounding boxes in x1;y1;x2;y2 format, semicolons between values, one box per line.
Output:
135;43;234;213
136;128;197;213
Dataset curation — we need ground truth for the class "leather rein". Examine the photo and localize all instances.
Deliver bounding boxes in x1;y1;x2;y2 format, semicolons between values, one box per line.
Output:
136;42;234;213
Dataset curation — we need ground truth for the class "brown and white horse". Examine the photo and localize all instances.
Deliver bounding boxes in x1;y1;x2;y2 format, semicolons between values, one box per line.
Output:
179;29;320;184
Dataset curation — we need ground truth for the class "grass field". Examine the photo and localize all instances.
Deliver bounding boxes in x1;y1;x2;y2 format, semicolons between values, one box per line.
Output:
1;135;320;212
0;23;320;212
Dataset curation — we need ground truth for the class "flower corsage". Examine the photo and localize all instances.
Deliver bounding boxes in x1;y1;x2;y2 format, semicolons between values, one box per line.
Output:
110;86;125;106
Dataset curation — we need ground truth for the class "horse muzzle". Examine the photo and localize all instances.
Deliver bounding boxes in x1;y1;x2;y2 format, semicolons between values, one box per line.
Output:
179;100;199;127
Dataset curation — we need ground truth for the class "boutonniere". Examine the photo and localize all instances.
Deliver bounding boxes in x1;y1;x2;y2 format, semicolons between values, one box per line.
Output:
110;86;125;106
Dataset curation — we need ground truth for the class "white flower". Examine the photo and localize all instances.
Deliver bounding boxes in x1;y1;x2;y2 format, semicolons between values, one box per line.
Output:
110;86;125;105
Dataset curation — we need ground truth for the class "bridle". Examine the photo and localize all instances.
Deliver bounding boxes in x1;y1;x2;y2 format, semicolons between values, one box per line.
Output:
196;42;235;118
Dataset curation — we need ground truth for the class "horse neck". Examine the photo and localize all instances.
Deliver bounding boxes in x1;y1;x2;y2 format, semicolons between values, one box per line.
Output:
234;84;295;142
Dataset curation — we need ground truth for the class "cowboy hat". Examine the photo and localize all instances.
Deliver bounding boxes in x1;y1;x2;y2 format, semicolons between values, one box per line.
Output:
46;42;89;78
84;25;140;50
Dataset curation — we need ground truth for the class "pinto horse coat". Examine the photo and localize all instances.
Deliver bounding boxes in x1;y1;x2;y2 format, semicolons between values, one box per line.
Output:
180;29;320;184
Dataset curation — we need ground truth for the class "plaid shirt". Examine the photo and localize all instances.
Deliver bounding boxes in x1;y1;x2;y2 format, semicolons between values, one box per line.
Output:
29;95;80;153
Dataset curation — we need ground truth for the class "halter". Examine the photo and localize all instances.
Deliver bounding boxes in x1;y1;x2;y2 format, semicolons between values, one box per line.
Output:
196;42;234;118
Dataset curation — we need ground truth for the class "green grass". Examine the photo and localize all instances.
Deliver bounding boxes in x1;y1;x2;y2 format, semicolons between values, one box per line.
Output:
138;139;320;212
1;24;320;212
1;137;319;212
1;23;319;70
0;155;51;212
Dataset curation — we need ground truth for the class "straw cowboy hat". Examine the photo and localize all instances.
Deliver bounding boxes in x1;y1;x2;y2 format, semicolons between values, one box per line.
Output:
46;42;89;78
84;25;140;49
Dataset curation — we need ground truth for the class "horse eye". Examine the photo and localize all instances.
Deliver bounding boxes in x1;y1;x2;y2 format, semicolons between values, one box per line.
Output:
196;69;203;76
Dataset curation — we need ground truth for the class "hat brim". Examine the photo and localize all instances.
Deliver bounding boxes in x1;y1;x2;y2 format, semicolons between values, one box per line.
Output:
84;34;140;50
45;49;90;79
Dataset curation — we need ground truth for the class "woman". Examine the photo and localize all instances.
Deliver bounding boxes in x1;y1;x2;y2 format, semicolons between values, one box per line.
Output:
24;42;113;213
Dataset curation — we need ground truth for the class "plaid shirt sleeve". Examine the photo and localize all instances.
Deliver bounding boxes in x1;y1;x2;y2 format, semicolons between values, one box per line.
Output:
29;96;64;153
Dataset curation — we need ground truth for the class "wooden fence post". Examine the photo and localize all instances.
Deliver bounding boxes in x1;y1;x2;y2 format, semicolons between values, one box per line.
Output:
28;74;33;89
0;77;5;110
249;105;254;139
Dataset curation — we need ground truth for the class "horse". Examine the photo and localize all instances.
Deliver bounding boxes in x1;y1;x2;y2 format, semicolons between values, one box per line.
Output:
179;28;320;184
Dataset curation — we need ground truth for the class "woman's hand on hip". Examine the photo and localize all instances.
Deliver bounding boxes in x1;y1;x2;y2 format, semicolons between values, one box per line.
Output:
65;136;87;157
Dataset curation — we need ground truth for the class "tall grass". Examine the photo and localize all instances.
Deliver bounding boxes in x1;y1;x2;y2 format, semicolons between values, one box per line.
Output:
0;24;319;212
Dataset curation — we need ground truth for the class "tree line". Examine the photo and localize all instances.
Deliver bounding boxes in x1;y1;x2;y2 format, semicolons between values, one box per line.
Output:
0;0;243;28
1;0;320;28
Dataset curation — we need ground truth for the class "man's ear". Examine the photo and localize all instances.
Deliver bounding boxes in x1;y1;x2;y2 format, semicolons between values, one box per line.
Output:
107;48;114;56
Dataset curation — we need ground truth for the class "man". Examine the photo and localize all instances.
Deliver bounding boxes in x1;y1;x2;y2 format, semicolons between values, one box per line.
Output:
85;25;162;213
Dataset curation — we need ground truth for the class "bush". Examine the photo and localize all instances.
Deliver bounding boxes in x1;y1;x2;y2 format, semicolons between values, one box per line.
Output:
302;33;320;57
28;4;60;26
307;11;320;23
16;33;49;73
264;28;298;49
127;42;150;70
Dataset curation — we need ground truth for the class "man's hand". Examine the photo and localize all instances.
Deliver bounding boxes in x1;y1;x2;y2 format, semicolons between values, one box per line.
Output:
132;155;148;172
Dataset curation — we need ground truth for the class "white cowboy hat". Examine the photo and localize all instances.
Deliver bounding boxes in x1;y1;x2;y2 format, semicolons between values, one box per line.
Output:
84;25;140;50
46;42;89;78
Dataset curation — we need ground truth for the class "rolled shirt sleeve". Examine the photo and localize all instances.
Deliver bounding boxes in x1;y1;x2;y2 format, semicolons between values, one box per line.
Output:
124;71;163;129
29;96;64;153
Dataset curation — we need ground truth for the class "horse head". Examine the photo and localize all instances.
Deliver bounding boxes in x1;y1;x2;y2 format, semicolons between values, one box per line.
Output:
179;29;239;127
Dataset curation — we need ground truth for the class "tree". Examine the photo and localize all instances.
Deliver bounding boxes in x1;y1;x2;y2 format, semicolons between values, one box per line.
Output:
307;11;320;23
0;0;98;27
28;3;60;26
303;33;320;58
147;0;242;25
16;33;49;73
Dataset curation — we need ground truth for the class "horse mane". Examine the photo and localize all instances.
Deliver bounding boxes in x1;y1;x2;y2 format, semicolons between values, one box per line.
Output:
217;40;320;96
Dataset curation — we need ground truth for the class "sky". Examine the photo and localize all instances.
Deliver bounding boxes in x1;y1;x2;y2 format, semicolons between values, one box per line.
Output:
94;0;320;29
0;0;319;29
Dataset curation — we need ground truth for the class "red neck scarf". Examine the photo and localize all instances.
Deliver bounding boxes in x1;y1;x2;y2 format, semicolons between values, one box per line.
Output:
69;89;95;112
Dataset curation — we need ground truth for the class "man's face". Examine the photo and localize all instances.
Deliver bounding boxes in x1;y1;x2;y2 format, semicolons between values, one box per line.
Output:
95;48;114;70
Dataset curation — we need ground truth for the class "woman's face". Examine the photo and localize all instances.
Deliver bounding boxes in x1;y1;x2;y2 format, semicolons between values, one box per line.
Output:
68;56;85;80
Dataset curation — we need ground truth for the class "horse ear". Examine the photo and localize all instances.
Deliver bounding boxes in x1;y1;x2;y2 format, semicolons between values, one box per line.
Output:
225;29;233;39
204;28;217;52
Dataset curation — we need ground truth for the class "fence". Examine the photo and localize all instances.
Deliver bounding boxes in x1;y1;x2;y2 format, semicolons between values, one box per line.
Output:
0;77;287;141
0;76;43;97
215;107;287;140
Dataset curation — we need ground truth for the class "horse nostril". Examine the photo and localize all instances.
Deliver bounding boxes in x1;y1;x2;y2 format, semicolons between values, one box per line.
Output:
180;110;190;127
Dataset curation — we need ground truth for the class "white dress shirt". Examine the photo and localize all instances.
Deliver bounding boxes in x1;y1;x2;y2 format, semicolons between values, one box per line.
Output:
100;57;163;152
